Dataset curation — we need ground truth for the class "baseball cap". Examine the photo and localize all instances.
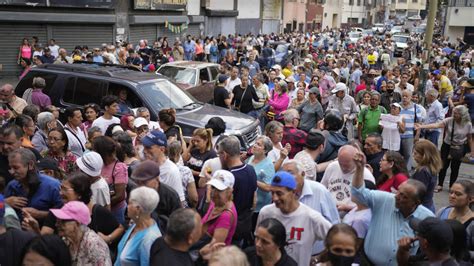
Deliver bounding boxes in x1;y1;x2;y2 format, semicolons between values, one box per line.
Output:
131;160;160;182
309;87;320;94
133;117;148;128
37;158;60;172
271;171;297;190
285;76;296;83
390;102;402;109
141;130;167;148
409;217;453;249
50;201;91;225
304;58;312;63
218;74;228;83
76;151;104;177
331;82;347;94
207;170;235;191
272;64;282;70
432;69;441;75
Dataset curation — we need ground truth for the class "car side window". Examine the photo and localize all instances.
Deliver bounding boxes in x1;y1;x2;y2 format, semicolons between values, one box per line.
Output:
63;77;104;106
199;68;210;83
107;82;143;109
16;72;57;97
209;67;219;81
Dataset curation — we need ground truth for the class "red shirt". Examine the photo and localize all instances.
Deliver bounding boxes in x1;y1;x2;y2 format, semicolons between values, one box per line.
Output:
377;173;408;193
281;126;307;159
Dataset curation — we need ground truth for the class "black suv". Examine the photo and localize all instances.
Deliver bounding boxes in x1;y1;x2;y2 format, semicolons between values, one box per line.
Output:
15;64;260;150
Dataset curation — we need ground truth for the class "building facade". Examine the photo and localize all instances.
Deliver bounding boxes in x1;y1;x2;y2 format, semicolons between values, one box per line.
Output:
237;0;261;35
444;0;474;45
341;0;368;27
306;0;324;31
322;0;343;29
390;0;427;17
283;0;308;33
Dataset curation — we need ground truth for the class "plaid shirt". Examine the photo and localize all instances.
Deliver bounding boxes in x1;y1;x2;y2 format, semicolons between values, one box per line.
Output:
282;126;308;159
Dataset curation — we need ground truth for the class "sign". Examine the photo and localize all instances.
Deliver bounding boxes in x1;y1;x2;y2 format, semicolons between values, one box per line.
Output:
134;0;187;10
379;114;400;129
1;0;115;8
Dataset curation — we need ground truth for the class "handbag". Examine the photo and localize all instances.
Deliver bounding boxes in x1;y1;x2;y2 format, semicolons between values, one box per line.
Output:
448;119;466;160
108;160;119;196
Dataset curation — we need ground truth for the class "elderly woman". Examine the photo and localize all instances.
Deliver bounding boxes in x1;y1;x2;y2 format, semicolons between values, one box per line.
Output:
289;88;306;110
41;127;78;175
13;114;36;149
116;186;161;266
51;201;111;265
297;87;324;132
264;121;290;171
247;136;275;215
201;170;238;246
268;80;290;117
32;111;57;153
416;105;474;192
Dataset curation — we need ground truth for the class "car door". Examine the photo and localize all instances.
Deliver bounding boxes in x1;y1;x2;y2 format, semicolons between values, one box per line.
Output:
187;67;214;103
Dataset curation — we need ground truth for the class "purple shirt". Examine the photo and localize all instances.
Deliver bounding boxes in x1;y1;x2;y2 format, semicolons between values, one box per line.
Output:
31;89;51;110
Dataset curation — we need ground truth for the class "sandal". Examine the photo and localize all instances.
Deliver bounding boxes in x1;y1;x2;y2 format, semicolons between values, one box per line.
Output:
434;186;443;193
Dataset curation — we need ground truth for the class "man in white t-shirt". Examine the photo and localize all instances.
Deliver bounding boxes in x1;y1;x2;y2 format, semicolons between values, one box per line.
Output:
257;171;332;266
64;107;87;157
142;130;185;205
293;132;333;181
395;72;415;94
92;95;121;135
225;66;242;93
48;39;60;59
321;145;375;213
76;151;110;209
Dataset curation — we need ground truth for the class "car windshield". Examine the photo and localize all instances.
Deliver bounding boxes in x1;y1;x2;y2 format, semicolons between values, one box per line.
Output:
349;32;361;37
157;66;196;85
393;36;409;43
276;44;287;53
140;80;196;109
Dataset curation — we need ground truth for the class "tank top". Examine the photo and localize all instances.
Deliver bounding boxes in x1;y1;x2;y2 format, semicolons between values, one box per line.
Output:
21;45;32;59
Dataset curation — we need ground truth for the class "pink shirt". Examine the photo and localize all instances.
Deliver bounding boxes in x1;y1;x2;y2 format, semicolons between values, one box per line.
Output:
21;45;32;59
202;201;237;245
101;161;128;210
268;92;290;115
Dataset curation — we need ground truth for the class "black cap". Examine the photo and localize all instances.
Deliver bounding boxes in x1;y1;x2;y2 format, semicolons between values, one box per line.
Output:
409;217;453;250
37;158;60;172
131;160;160;182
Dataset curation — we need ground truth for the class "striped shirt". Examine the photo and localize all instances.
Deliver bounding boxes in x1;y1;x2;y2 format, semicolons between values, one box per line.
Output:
399;103;423;139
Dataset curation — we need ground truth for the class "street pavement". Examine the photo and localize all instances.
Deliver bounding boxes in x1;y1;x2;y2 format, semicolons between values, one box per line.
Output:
1;75;473;209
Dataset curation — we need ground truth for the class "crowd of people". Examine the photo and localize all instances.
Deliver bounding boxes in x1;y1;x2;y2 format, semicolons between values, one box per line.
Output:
1;26;474;266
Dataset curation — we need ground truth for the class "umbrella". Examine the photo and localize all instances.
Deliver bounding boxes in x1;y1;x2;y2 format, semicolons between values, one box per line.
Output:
442;47;454;54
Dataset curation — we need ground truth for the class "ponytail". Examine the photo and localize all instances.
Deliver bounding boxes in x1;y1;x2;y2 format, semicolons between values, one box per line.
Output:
205;128;213;151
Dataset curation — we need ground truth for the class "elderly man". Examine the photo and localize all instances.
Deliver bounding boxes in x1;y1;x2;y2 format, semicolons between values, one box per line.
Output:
281;109;307;159
53;48;73;64
423;88;444;146
0;84;27;118
149;208;201;265
351;151;434;266
357;91;387;142
364;133;385;179
321;145;375;213
399;90;424;170
256;171;332;266
32;112;56;153
282;160;339;254
226;66;242;93
328;83;359;139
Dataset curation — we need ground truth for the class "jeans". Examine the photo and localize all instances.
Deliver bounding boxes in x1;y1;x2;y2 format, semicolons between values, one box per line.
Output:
400;137;414;170
112;204;127;226
438;142;463;188
425;130;440;148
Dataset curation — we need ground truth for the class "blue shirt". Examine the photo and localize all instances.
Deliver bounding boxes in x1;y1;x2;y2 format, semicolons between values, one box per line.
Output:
243;61;260;78
230;164;258;214
425;99;444;133
5;173;62;219
300;179;340;254
115;222;161;266
247;156;274;212
400;103;423;138
93;55;104;63
351;185;434;266
183;41;196;54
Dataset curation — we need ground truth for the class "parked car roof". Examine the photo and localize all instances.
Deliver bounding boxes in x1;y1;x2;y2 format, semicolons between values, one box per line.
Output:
159;61;219;69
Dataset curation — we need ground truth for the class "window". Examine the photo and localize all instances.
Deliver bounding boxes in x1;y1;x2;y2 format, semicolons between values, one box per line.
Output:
357;0;361;5
199;68;210;83
209;67;219;81
349;0;354;5
16;72;57;97
62;77;104;106
412;0;417;2
107;83;143;109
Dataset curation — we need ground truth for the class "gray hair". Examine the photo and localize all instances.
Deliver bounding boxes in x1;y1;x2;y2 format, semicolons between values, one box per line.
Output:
366;133;383;148
264;121;283;136
87;126;102;138
283;109;299;124
136;107;150;114
425;88;439;98
256;135;273;155
453;105;471;125
129;186;160;215
283;159;305;175
370;91;381;98
32;77;46;89
8;148;36;167
218;135;241;157
36;112;55;131
166;208;198;243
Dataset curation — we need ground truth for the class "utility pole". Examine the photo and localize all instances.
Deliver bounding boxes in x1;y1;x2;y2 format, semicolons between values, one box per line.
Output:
423;0;438;60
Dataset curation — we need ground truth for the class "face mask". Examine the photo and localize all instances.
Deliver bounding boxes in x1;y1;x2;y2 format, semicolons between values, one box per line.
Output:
328;250;356;266
386;88;394;93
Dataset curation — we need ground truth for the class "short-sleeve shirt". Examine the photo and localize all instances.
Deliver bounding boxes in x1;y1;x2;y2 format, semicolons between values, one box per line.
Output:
90;177;111;207
101;161;128;210
358;105;387;140
92;116;120;135
229;164;258;214
202;201;238;245
116;222;161;266
247;156;275;212
442;117;473;146
297;100;324;132
159;159;185;202
377;173;408;193
149;237;194;266
187;148;217;182
214;86;230;108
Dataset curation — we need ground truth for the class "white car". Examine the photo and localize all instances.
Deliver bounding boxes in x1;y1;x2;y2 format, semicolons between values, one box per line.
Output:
407;15;421;21
392;34;410;57
372;23;385;33
390;26;404;35
348;31;363;43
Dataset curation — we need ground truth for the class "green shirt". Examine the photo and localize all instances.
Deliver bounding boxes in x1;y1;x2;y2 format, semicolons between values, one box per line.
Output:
358;105;387;140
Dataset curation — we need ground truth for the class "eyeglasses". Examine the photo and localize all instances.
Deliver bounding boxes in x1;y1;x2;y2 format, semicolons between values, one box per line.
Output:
48;137;63;142
60;185;74;192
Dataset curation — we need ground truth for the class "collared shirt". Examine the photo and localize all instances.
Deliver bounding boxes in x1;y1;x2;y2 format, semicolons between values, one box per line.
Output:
282;126;307;159
351;185;434;266
64;124;87;157
299;179;340;254
5;173;62;219
425;99;444;133
358;105;387;140
327;95;359;120
31;89;52;111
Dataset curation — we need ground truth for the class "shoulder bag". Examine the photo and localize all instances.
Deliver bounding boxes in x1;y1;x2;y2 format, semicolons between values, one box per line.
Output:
448;119;466;160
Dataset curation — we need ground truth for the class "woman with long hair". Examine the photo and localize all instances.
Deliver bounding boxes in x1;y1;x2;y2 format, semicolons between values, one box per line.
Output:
412;139;443;213
437;180;474;227
376;151;408;193
18;38;32;67
81;103;100;137
13;114;36;149
415;105;473;192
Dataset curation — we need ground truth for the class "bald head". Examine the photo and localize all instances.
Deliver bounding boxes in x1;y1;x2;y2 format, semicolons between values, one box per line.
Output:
0;84;14;103
338;145;357;174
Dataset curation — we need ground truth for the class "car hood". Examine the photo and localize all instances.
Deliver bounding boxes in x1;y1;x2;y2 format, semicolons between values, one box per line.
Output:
176;104;256;131
395;42;408;47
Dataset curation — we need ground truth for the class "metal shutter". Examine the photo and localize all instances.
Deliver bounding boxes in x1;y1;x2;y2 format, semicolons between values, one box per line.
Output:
0;23;47;76
186;24;202;37
158;24;183;43
129;25;157;46
51;25;113;53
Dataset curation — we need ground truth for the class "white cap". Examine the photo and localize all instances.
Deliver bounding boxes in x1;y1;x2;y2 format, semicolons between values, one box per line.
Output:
134;117;148;128
391;102;402;109
331;82;347;94
76;152;104;177
304;58;312;63
272;64;282;70
207;170;235;191
332;68;341;77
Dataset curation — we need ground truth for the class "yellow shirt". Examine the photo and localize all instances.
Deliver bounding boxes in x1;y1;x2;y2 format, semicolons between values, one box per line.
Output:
367;54;377;65
439;75;453;94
